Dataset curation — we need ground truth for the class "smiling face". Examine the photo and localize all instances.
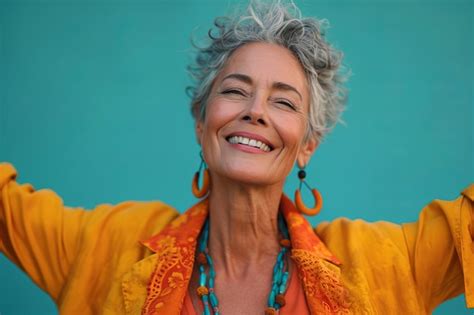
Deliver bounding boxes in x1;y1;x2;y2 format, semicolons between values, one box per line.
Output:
196;42;318;187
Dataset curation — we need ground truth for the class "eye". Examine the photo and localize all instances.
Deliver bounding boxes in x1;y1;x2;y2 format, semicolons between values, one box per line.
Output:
221;88;247;96
275;99;296;110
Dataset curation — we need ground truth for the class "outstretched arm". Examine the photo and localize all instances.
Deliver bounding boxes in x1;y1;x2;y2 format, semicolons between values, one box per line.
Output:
401;185;474;310
315;184;474;312
0;162;92;300
0;162;180;312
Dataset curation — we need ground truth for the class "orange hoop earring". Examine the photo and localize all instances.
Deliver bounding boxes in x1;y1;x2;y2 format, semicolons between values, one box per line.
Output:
294;168;323;216
192;152;210;198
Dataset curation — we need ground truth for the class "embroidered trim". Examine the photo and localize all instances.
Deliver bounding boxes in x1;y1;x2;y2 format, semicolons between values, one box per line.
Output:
141;200;208;314
292;249;351;314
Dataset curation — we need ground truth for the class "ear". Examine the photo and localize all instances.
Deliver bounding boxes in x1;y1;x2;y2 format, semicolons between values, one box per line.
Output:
296;138;318;168
195;119;204;145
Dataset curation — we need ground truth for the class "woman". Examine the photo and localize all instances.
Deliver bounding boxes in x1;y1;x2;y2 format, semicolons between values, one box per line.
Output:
1;1;472;314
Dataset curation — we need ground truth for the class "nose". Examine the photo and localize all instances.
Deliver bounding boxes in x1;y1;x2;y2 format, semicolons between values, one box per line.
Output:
241;95;268;126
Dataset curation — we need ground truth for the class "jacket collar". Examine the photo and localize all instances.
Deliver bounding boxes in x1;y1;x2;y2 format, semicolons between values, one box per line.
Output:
139;195;350;314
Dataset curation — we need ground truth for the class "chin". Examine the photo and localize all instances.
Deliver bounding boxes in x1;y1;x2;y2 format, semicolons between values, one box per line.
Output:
218;164;281;187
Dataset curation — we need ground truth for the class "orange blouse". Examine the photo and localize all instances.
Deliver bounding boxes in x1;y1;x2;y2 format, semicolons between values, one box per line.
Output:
1;162;473;314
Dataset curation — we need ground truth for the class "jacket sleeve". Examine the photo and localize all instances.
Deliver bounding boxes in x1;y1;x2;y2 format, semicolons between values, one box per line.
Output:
401;184;474;310
0;162;181;311
315;184;474;312
0;162;95;300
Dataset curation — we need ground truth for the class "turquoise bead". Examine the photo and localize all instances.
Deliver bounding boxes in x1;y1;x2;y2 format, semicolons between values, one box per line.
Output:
207;256;215;268
279;271;289;293
268;290;276;306
199;273;207;286
277;250;284;262
209;292;219;306
202;295;211;315
273;263;279;274
275;268;282;281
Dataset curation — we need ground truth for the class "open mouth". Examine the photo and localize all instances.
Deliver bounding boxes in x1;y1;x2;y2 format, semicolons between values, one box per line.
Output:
226;135;273;152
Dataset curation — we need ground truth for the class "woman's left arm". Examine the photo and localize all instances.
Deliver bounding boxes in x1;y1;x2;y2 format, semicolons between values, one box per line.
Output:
315;184;474;313
401;184;474;309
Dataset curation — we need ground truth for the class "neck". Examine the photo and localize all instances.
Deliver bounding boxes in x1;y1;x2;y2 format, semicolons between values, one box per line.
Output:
207;174;284;278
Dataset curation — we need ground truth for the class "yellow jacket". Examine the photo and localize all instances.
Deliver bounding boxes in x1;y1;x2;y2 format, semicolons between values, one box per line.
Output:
1;162;473;314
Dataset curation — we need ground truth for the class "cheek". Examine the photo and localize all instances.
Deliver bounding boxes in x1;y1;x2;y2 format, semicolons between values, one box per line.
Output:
271;112;306;150
200;100;238;154
203;99;241;135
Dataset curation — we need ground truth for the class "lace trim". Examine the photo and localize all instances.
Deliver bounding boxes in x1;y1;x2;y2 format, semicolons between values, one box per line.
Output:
292;248;352;314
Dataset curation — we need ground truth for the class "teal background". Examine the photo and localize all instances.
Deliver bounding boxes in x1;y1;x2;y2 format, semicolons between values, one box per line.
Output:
0;0;472;313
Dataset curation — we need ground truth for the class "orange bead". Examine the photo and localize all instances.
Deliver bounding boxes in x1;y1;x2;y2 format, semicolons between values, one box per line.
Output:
276;294;286;306
279;239;291;248
196;286;209;297
197;252;207;265
265;307;277;315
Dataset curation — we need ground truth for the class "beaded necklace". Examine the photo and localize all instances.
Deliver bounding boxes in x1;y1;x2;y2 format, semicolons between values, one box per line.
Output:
196;213;292;315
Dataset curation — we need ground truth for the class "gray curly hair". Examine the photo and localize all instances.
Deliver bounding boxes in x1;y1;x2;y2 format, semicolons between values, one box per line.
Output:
187;0;348;142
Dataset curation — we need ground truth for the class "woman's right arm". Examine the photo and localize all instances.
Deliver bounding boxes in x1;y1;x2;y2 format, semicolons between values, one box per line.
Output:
0;162;95;301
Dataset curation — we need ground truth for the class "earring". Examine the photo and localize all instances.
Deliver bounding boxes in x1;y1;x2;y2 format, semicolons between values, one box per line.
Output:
294;167;323;216
192;152;210;198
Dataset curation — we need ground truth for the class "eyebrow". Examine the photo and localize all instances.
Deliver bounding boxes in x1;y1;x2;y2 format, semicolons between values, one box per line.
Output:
222;73;302;101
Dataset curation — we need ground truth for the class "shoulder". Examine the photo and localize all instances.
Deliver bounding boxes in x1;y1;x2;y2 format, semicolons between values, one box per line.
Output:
80;200;180;243
315;217;403;243
314;218;408;266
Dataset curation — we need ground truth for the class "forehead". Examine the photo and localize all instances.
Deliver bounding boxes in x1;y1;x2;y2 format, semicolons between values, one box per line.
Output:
217;42;309;95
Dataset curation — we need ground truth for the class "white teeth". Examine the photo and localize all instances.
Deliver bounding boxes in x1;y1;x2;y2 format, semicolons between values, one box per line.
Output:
227;136;271;152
